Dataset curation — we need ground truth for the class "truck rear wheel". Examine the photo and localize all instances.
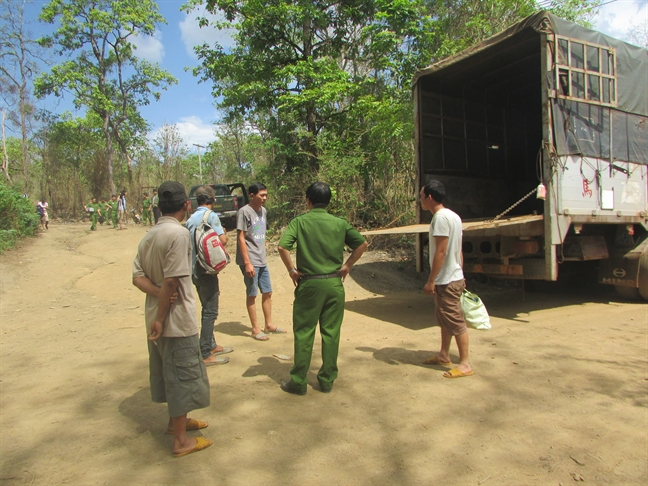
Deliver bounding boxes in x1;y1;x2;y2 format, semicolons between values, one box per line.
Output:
638;248;648;301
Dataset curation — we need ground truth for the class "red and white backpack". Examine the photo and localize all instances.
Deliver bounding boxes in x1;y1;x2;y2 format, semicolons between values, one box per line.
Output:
194;210;230;274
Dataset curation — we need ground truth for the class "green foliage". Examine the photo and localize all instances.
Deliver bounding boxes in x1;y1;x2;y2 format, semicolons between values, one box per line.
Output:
0;180;39;252
543;0;601;27
185;0;597;235
35;0;177;194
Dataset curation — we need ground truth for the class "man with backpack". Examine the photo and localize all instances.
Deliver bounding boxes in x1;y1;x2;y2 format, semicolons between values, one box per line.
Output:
185;185;233;366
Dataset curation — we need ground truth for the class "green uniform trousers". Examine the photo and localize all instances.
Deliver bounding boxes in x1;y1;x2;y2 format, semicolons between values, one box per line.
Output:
290;278;345;392
90;213;98;230
111;212;118;228
142;209;153;225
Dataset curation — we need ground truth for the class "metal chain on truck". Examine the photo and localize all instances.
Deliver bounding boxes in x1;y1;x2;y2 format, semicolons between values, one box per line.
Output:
488;186;538;222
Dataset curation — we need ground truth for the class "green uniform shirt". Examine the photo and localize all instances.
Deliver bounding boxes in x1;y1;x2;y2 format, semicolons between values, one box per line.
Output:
278;208;365;275
109;201;118;212
87;202;101;215
143;198;151;210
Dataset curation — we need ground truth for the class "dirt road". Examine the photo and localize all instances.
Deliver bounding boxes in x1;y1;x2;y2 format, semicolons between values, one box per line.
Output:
1;223;646;485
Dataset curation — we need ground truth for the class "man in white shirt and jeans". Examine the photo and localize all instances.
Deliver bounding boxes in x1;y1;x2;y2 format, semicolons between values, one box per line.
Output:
420;180;473;378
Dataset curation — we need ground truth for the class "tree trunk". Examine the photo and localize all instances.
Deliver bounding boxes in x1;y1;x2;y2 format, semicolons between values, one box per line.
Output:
1;110;12;183
111;122;134;183
102;114;116;195
302;15;319;171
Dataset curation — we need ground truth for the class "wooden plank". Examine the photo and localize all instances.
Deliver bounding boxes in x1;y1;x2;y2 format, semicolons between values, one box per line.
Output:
361;215;544;236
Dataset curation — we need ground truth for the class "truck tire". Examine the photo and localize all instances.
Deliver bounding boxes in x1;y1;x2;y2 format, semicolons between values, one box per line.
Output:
615;285;642;301
638;248;648;301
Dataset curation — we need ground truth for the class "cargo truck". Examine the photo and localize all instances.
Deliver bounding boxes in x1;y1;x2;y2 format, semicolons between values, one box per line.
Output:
408;12;648;300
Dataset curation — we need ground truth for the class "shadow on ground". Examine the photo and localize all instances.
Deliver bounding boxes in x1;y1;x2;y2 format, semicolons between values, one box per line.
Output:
348;260;627;329
214;320;248;337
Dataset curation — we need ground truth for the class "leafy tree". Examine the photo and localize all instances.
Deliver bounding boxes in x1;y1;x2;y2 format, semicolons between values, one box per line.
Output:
151;123;190;183
35;0;176;195
36;112;109;216
0;0;45;193
185;0;600;229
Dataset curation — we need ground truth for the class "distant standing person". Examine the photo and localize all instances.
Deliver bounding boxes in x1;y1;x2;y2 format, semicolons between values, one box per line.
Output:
142;192;153;226
37;198;49;230
236;182;285;340
84;197;101;231
420;180;473;378
185;185;233;366
98;198;107;225
152;188;161;224
118;190;127;230
277;182;368;395
106;194;119;229
132;181;212;458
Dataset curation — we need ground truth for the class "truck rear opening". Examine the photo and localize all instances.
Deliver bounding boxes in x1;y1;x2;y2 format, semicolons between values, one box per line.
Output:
412;11;648;298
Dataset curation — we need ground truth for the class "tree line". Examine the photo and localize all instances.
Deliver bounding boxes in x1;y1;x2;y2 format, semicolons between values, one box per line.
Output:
1;0;601;238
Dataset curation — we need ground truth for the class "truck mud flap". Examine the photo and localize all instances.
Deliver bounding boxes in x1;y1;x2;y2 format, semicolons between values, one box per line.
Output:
598;239;648;288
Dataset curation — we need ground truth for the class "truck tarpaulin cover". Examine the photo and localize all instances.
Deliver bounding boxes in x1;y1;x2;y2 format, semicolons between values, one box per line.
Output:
413;11;648;165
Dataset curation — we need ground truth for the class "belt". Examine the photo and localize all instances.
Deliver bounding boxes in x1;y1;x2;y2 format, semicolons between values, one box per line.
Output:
300;272;341;281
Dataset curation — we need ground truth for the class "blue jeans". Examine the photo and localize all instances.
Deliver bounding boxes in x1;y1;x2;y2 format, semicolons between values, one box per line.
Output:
192;273;220;359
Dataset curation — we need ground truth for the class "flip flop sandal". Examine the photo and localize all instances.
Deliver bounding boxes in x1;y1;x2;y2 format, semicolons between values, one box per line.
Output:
166;418;208;434
204;356;229;366
172;437;213;458
443;368;474;378
211;346;234;355
267;327;287;333
252;332;270;341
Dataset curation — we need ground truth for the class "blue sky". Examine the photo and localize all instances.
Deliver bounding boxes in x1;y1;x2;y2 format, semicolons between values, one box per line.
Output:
13;0;648;153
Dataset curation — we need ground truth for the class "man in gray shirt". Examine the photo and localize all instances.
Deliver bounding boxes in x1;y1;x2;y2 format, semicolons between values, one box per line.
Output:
236;183;286;340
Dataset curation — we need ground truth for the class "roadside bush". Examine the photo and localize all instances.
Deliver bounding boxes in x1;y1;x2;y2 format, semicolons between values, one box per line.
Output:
0;182;40;252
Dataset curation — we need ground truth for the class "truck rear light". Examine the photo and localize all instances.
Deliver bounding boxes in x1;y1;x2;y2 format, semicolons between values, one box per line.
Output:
233;198;238;210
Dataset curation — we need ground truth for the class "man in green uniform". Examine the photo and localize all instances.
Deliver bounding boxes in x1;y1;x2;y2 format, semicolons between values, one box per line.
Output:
277;182;368;395
106;194;119;229
98;198;107;225
142;192;153;226
84;197;101;231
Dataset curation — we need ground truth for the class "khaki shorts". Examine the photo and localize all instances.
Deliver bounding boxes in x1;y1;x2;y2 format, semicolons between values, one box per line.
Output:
434;279;468;336
148;334;210;417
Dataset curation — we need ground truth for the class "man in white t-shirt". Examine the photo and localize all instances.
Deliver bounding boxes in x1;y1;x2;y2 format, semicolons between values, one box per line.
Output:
420;180;473;378
37;198;49;230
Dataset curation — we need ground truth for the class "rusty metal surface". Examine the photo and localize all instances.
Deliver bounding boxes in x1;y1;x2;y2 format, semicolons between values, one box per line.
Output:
562;236;609;261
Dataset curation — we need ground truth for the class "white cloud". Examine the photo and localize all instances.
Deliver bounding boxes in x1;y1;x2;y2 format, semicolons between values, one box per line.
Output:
594;0;647;42
179;5;237;59
130;30;165;63
148;116;218;148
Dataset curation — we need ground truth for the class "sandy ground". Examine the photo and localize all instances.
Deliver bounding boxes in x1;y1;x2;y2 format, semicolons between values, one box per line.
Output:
0;222;647;485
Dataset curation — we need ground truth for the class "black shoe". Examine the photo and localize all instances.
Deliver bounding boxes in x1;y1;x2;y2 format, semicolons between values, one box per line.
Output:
280;380;306;395
318;383;332;393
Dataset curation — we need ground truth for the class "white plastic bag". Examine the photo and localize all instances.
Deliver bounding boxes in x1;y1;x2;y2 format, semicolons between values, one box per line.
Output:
460;289;491;330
